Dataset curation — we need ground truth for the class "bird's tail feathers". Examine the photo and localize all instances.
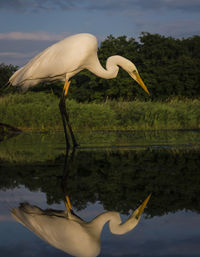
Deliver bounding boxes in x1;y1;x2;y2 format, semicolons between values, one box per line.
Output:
9;67;24;85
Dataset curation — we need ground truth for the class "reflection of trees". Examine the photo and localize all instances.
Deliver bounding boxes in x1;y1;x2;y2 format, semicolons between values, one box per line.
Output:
1;148;200;217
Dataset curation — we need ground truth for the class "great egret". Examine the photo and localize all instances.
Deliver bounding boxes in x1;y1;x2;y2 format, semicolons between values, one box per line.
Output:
11;194;151;257
9;33;150;148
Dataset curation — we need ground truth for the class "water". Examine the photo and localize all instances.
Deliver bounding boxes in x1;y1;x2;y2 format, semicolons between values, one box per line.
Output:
0;131;200;257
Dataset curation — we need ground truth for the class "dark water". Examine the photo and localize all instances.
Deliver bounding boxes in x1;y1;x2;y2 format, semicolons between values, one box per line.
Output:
0;131;200;257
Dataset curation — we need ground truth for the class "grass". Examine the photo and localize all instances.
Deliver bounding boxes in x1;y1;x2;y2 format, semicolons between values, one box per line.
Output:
0;92;200;131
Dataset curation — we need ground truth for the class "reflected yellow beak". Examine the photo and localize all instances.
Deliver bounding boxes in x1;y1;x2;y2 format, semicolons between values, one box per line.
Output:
136;194;151;219
130;72;150;95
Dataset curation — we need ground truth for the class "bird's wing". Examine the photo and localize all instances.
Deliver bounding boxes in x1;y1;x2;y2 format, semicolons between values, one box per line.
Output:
10;33;98;86
12;204;100;257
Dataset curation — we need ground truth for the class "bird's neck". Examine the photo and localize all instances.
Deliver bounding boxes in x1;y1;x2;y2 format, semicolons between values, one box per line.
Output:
87;55;130;79
88;210;139;239
88;212;119;238
89;210;138;238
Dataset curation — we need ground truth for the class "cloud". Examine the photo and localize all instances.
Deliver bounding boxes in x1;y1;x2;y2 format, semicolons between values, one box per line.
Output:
160;20;200;38
135;0;200;12
0;32;69;65
138;19;200;38
0;0;75;12
0;32;67;41
163;0;200;12
0;0;200;13
0;51;35;59
0;214;13;222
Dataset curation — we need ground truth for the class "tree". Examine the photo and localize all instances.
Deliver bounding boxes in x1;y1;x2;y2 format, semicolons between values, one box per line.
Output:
0;63;18;95
138;33;200;100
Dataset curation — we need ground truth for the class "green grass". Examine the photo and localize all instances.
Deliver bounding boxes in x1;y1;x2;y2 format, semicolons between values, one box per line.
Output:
0;92;200;131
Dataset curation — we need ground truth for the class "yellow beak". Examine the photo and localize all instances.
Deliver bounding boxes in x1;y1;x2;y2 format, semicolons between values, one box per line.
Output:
130;72;150;95
136;194;151;219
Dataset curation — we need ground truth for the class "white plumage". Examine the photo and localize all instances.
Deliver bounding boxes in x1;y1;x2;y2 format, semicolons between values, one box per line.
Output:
12;195;150;257
10;34;98;88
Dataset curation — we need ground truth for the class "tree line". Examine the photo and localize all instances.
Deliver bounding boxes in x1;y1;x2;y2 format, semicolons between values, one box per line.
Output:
0;32;200;101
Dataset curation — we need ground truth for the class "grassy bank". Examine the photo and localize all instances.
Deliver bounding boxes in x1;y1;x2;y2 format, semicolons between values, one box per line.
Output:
0;92;200;131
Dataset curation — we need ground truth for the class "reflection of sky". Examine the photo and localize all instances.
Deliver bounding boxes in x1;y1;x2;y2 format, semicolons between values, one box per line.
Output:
1;187;200;257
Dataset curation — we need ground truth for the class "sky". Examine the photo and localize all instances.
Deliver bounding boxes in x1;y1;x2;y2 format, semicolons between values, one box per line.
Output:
0;0;200;66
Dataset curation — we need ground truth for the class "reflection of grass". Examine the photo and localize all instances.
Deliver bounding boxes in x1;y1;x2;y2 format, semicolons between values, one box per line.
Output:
0;123;21;141
0;133;65;163
0;131;200;163
1;92;200;131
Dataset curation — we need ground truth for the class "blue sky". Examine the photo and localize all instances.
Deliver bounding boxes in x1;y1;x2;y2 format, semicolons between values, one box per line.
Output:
0;0;200;66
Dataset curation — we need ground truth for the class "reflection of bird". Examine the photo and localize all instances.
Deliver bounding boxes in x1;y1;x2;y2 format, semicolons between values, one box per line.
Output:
9;33;149;148
12;195;151;257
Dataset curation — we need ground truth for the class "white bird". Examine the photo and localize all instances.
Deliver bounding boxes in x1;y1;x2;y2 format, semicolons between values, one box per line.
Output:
11;195;151;257
9;33;150;148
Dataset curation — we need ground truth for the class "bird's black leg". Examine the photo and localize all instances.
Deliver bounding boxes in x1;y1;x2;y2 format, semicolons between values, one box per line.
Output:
62;148;80;217
62;80;79;148
62;101;79;147
62;148;70;197
59;97;70;149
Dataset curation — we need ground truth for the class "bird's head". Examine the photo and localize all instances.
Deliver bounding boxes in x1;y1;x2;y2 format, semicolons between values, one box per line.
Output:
115;56;150;95
109;194;151;235
125;61;150;95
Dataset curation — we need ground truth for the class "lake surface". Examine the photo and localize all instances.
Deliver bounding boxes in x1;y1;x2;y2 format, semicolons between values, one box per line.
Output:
0;131;200;257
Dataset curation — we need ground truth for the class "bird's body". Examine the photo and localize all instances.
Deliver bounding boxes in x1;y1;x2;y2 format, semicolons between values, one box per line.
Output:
12;204;100;257
9;33;149;148
11;195;151;257
10;34;99;89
